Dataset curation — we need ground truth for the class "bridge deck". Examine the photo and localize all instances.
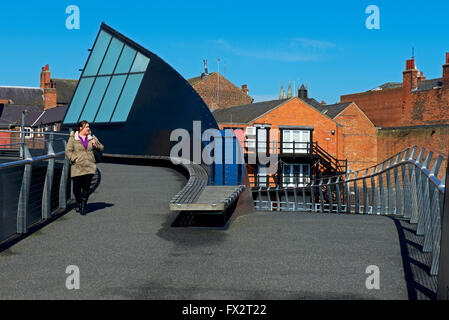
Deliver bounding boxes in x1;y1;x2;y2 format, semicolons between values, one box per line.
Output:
0;162;420;299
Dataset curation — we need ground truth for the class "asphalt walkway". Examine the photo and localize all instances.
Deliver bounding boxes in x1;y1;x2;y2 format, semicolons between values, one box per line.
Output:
0;163;412;299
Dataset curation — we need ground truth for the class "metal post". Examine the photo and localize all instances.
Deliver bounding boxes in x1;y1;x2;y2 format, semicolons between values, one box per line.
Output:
393;155;402;216
345;172;351;213
310;180;316;212
363;170;369;214
284;188;289;211
302;187;306;211
386;159;394;214
267;187;273;211
327;178;333;213
319;178;324;213
417;151;433;235
371;166;378;214
354;172;360;214
17;145;32;234
335;177;342;213
379;163;386;215
411;148;426;224
59;140;70;209
275;188;281;211
42;135;55;220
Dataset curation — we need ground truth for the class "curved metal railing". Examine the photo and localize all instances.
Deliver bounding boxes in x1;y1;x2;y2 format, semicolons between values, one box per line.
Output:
0;131;71;244
252;146;447;276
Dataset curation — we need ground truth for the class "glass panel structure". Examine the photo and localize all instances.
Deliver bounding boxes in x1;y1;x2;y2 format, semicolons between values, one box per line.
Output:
115;45;137;74
83;31;112;76
63;77;95;124
79;76;111;122
63;29;149;125
98;38;124;75
94;75;127;122
111;74;145;122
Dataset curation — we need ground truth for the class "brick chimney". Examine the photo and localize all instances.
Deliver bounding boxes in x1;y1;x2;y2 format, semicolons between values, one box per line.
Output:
443;52;449;89
241;84;249;95
403;58;419;91
40;64;57;110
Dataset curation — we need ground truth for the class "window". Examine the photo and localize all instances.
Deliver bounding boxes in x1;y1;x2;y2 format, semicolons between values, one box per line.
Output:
111;74;144;122
282;129;311;154
282;163;310;187
63;29;149;125
23;127;33;139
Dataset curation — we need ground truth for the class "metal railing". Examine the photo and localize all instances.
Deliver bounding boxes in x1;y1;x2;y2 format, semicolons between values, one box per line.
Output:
0;130;71;243
252;146;447;276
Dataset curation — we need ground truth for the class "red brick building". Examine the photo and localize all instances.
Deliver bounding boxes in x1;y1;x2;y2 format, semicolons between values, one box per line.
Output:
341;53;449;127
340;53;449;162
213;87;377;187
187;62;253;111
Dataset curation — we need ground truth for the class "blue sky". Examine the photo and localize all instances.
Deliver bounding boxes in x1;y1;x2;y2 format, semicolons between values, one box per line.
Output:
1;0;448;103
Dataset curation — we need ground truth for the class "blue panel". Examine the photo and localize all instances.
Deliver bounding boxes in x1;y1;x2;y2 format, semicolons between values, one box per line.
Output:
224;132;239;185
213;131;224;185
83;31;112;76
130;53;150;73
98;38;124;75
79;76;111;122
111;74;144;122
94;75;127;123
63;77;95;124
114;45;136;74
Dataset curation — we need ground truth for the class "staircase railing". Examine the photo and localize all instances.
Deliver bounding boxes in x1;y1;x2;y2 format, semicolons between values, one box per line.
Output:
252;146;447;276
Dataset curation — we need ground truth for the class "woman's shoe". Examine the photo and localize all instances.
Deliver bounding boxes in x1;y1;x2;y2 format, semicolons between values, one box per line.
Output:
75;203;81;213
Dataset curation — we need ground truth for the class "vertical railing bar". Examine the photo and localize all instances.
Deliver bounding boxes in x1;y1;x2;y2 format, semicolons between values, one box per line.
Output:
335;177;342;213
311;180;316;213
354;172;360;214
293;186;298;211
345;172;351;214
362;169;368;214
42;137;55;220
393;155;402;216
386;159;394;215
319;178;325;213
17;145;32;234
59;140;70;210
379;163;386;215
371;166;377;215
327;178;333;213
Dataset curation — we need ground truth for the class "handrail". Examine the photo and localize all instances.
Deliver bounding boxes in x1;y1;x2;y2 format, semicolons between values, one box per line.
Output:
251;145;447;278
0;137;72;242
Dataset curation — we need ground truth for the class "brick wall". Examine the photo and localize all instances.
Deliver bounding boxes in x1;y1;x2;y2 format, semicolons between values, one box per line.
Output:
340;87;403;127
377;125;449;180
40;65;58;110
341;54;449;128
192;72;253;111
334;103;378;171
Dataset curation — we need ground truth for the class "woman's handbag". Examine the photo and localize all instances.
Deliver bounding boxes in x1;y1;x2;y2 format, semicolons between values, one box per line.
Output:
93;147;103;163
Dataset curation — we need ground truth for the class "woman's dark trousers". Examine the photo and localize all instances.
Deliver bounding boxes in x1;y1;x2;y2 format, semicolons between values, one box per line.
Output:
73;174;94;215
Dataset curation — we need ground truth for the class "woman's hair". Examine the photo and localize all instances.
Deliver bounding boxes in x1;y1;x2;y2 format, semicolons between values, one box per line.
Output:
76;120;89;132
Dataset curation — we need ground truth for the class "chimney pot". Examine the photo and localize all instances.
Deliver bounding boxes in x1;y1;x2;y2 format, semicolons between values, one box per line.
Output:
446;52;449;64
406;58;416;70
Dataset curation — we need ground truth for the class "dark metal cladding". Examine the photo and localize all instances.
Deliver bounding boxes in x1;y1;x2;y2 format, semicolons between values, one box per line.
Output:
437;163;449;300
61;23;219;159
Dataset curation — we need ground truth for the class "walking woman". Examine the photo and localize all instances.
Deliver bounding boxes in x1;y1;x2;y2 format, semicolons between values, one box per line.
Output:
66;120;104;215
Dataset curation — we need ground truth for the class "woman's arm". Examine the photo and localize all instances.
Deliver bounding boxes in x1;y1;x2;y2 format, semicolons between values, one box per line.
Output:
92;136;104;152
65;137;76;162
